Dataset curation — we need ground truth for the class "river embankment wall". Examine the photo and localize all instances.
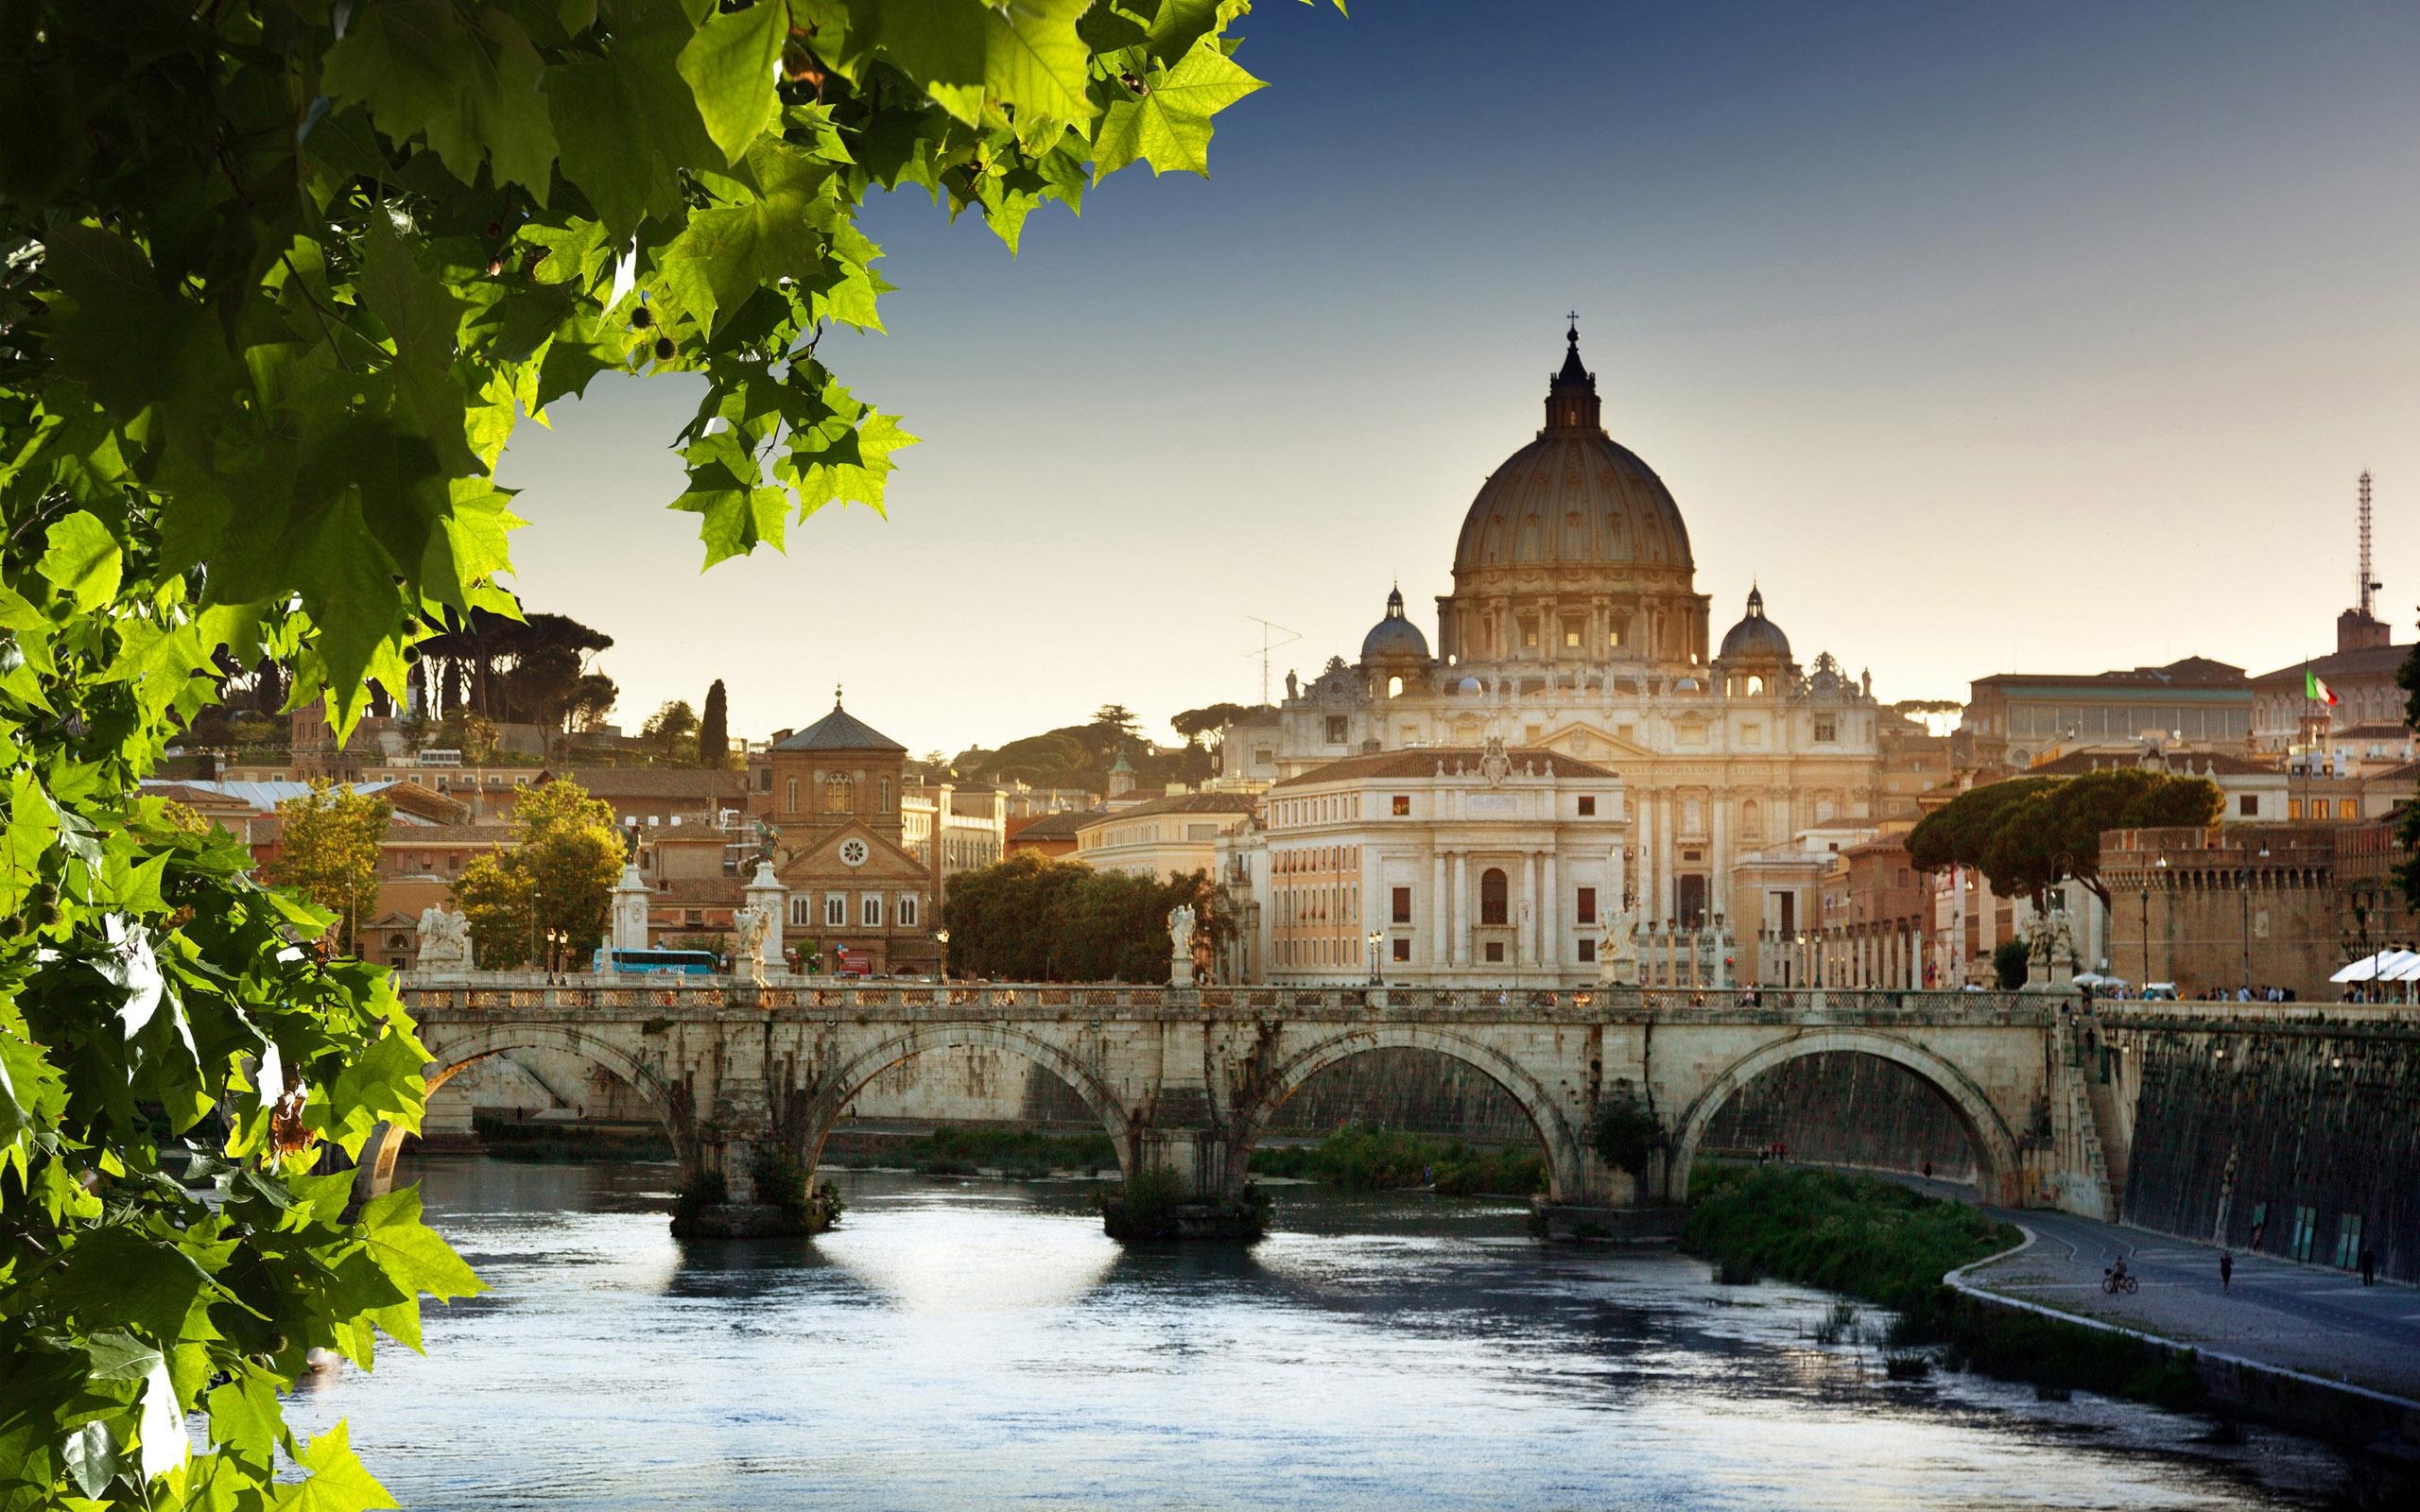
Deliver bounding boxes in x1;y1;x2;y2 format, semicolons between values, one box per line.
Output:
2093;1006;2420;1284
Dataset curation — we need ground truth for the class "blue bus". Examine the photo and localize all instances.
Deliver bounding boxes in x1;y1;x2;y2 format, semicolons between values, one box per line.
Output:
593;947;721;977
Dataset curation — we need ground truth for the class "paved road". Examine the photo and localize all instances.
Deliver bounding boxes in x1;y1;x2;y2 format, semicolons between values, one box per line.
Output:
1957;1203;2420;1402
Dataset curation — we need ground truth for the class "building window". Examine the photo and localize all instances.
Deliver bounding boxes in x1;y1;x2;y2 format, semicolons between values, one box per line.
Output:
786;777;798;814
1484;940;1505;963
2238;795;2257;817
1813;718;1837;743
1578;937;1596;963
2287;799;2302;819
2339;799;2358;819
824;774;852;813
1577;886;1598;925
880;777;892;813
897;894;918;928
861;894;883;927
1324;715;1348;744
759;767;772;792
1392;936;1410;963
1480;868;1509;926
824;893;846;927
790;898;811;927
1578;796;1596;816
1563;624;1582;648
1391;886;1412;923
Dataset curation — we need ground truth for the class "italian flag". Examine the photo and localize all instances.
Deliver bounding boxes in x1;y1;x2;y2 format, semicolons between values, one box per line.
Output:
2306;669;2339;706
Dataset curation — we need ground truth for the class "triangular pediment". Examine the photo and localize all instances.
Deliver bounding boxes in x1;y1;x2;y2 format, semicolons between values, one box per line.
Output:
1536;720;1654;763
775;822;927;885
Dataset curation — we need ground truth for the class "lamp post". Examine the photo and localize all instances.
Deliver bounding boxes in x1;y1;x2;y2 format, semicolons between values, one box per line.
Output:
2239;844;2268;995
1367;929;1384;987
935;926;951;986
543;927;562;985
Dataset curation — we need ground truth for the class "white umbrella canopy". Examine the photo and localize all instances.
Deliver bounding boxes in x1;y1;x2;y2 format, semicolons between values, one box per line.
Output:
2073;972;2124;988
2328;950;2418;984
2377;951;2420;983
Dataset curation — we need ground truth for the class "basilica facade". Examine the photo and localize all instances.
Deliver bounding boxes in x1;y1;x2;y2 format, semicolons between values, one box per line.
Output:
1223;327;1885;980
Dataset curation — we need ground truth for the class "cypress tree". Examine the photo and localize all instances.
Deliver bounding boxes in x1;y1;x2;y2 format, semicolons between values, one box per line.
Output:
699;679;730;768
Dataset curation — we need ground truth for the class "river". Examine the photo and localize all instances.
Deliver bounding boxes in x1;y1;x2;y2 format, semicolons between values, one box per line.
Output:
285;1155;2358;1510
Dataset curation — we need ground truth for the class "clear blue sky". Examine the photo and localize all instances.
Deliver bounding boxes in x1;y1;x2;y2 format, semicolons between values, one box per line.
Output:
498;0;2420;755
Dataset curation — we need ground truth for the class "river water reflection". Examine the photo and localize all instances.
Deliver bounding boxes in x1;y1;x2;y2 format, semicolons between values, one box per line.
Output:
289;1156;2352;1510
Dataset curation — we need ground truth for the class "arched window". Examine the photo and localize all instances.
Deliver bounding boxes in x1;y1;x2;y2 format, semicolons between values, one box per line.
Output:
823;774;851;813
785;776;798;814
1745;675;1764;696
879;777;892;812
1480;867;1509;925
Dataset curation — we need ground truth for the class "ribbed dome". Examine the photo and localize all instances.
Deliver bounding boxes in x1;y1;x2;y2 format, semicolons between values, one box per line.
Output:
1450;326;1693;582
1718;586;1791;662
1359;585;1431;662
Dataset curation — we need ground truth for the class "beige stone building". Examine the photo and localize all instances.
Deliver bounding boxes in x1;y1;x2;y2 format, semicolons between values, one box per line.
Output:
1072;791;1257;881
1222;325;1884;945
1229;745;1627;988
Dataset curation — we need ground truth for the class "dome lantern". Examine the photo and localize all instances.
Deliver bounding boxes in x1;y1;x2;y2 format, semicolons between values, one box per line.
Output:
1546;316;1601;436
1718;583;1793;665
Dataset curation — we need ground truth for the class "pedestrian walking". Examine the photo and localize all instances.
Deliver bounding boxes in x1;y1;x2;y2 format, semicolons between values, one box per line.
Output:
2219;1251;2233;1290
1922;1160;1933;1180
2360;1246;2377;1286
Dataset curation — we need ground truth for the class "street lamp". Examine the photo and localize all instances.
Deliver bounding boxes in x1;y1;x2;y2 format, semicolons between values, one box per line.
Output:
1367;929;1384;987
935;926;951;985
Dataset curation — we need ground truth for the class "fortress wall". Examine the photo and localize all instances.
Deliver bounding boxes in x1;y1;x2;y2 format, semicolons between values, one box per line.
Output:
2116;1022;2420;1283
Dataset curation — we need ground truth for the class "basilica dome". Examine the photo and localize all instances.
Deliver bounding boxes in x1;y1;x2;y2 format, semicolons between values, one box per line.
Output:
1449;328;1695;583
1718;586;1791;662
1359;585;1431;663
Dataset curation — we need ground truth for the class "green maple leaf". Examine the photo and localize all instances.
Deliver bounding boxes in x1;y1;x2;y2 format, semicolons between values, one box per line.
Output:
273;1422;399;1512
321;0;558;198
549;0;719;237
36;511;122;610
1095;36;1264;177
677;0;790;164
357;1188;486;1307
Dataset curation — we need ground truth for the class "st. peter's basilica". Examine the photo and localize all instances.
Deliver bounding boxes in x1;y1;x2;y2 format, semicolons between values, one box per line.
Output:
1220;326;1885;981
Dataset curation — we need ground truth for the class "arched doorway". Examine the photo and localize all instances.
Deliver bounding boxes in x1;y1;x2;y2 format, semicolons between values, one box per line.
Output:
1668;1030;2021;1205
1237;1026;1587;1202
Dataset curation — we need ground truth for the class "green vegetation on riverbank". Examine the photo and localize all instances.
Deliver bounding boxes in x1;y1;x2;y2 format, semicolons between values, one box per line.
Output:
1249;1125;1547;1195
821;1125;1122;1179
1685;1165;2202;1409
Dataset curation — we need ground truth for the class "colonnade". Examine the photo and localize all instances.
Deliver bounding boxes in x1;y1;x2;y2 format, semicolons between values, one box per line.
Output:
1754;919;1927;989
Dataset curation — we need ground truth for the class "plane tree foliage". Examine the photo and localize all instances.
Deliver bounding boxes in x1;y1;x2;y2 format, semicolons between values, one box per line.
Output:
1906;770;2222;907
941;852;1227;982
1;0;1312;1505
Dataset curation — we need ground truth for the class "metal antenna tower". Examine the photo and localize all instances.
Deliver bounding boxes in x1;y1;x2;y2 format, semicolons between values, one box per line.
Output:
2358;470;2378;617
1241;616;1301;706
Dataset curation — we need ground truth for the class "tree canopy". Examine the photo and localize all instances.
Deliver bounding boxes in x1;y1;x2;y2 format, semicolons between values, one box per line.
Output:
266;782;394;953
698;679;732;768
1906;769;2222;905
3;0;1312;1503
942;852;1226;983
450;777;626;967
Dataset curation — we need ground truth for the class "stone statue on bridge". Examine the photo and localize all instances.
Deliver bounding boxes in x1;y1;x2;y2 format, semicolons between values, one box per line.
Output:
415;902;474;971
1599;903;1638;986
2023;905;2078;991
1167;903;1198;988
732;905;772;987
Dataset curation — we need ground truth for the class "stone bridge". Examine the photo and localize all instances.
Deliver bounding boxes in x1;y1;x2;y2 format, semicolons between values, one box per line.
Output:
366;976;2125;1228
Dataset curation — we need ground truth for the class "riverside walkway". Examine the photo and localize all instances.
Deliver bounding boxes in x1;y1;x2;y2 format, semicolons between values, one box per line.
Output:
1959;1205;2420;1405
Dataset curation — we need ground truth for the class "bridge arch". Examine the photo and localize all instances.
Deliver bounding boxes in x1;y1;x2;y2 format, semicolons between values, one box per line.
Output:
803;1024;1133;1177
1668;1028;2022;1205
1237;1025;1590;1202
358;1022;694;1198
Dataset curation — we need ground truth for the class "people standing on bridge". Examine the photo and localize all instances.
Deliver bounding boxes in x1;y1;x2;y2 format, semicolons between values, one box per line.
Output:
2360;1246;2377;1286
2219;1250;2233;1290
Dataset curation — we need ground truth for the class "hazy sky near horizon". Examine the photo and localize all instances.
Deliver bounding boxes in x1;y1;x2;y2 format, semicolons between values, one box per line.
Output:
498;0;2420;757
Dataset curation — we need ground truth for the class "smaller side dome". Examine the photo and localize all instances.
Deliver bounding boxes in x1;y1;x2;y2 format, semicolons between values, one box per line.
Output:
1359;584;1432;662
1718;584;1792;662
